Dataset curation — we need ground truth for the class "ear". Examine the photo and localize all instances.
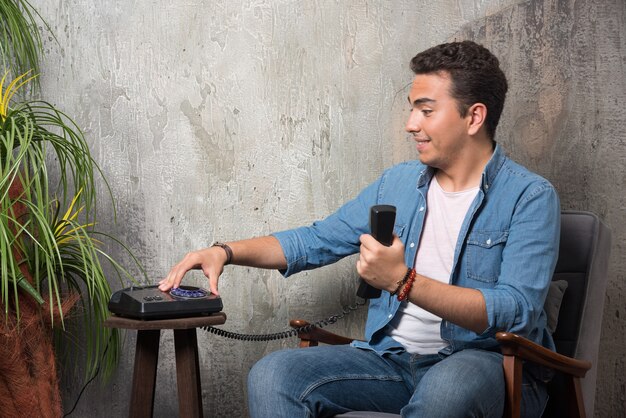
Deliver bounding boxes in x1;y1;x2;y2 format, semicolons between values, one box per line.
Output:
466;103;487;136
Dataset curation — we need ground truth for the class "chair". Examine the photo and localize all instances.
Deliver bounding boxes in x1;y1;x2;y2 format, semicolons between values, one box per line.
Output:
289;211;611;418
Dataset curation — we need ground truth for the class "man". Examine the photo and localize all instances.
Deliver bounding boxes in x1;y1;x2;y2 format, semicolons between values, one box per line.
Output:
159;41;560;417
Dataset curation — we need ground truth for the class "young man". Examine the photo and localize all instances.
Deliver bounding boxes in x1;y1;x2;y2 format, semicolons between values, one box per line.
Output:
159;41;560;417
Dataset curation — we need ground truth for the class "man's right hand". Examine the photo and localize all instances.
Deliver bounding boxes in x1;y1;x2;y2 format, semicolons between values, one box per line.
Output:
158;246;229;295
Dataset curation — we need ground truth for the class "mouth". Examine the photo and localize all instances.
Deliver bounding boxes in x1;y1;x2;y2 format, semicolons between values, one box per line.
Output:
414;137;431;151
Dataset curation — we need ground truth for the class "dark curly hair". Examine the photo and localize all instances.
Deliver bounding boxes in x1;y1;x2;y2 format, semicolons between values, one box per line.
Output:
410;41;508;140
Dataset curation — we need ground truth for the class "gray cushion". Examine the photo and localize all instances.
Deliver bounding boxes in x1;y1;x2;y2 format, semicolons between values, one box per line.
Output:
545;280;568;334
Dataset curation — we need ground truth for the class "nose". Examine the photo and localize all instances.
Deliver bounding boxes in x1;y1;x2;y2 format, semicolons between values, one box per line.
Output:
405;109;420;134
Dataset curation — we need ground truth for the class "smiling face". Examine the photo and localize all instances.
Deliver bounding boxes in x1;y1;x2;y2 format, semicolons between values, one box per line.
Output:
405;72;476;172
405;73;490;171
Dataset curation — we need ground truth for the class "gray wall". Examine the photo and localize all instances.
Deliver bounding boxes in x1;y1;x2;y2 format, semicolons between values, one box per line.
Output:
30;0;625;417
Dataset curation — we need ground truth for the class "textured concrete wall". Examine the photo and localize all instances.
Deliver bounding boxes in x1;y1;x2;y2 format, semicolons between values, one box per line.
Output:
29;0;624;416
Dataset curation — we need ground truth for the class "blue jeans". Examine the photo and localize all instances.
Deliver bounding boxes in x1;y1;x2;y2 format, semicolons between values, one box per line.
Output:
248;345;549;418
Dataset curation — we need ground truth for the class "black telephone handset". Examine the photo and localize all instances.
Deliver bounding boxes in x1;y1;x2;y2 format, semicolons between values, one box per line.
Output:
356;205;397;299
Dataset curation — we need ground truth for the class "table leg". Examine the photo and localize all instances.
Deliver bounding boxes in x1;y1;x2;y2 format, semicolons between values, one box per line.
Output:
174;328;203;418
129;329;161;418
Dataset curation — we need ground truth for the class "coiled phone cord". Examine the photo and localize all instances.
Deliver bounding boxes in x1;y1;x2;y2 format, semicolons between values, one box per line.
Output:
201;298;367;341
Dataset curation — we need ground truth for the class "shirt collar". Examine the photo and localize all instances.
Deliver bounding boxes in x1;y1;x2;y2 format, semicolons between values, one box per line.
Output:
481;143;506;193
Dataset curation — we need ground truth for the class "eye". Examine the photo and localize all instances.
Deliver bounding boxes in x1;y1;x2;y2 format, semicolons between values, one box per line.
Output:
421;109;432;116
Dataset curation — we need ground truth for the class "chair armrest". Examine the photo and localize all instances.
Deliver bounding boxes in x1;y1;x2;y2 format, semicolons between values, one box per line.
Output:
289;319;355;347
496;332;591;378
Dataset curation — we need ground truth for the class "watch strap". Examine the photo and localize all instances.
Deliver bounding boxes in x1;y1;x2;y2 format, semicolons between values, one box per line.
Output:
211;242;233;265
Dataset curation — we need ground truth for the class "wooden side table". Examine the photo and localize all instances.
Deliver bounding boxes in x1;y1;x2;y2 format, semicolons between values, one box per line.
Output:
104;313;227;418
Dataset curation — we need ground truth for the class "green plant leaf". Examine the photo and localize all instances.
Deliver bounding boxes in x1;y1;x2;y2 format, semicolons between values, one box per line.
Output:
14;271;44;303
0;0;56;91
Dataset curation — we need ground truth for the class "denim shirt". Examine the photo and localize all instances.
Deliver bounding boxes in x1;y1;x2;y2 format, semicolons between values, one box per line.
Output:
273;145;560;355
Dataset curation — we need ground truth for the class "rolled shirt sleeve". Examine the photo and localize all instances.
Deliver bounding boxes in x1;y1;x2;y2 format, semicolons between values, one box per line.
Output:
272;175;383;277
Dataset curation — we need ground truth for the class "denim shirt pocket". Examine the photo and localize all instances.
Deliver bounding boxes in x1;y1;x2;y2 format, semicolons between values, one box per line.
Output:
466;230;509;283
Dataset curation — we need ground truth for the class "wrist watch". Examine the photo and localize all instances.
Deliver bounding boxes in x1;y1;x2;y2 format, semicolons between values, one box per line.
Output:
211;241;233;265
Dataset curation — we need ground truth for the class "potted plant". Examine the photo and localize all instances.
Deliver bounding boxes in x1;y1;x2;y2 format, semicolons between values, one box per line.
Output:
1;1;142;416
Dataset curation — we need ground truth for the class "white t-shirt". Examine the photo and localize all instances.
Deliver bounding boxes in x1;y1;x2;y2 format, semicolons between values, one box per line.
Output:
386;176;479;354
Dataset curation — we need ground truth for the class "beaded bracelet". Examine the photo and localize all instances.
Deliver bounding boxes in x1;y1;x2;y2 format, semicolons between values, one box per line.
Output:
390;267;413;296
397;269;416;301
